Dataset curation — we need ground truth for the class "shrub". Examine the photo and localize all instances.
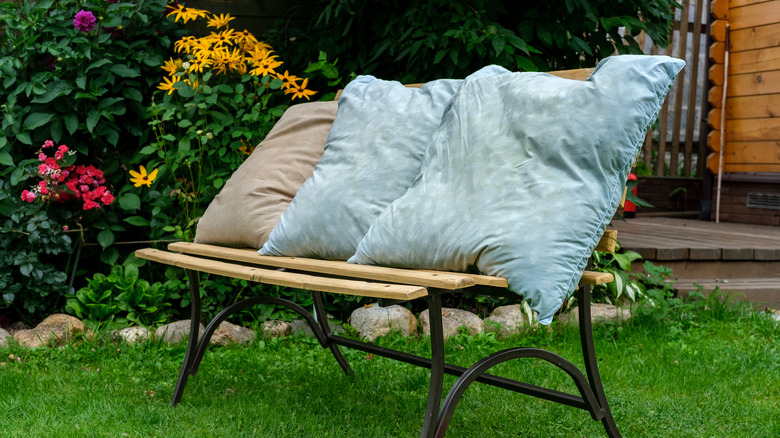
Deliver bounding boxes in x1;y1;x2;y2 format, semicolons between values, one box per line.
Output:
270;0;679;83
121;5;328;242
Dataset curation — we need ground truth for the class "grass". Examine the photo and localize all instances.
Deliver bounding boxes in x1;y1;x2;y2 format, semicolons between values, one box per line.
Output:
1;309;778;437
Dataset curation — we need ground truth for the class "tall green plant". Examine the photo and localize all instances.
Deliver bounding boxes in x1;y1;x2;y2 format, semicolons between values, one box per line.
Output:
270;0;679;83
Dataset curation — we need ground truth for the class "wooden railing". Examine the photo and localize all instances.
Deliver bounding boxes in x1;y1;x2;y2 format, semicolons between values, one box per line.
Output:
637;0;710;178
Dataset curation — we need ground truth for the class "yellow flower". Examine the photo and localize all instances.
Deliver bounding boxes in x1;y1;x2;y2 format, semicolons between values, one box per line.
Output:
285;77;317;100
275;70;300;90
203;29;235;49
187;56;212;74
174;36;197;54
206;13;235;29
129;166;158;188
234;29;259;47
167;4;208;23
161;57;182;76
157;76;178;95
248;48;282;77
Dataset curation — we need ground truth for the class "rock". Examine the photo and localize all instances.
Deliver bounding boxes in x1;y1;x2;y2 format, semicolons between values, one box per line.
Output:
484;304;529;337
155;320;205;344
115;326;152;344
419;307;483;339
0;328;10;348
212;321;257;345
260;320;291;339
768;308;780;323
13;314;85;348
350;304;417;342
560;304;631;325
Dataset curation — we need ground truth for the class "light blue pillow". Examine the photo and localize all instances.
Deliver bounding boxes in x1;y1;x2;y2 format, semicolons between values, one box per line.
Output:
259;65;509;260
349;55;685;324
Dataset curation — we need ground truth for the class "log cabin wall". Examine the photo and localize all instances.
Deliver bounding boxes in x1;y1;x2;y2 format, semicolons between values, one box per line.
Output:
708;0;780;225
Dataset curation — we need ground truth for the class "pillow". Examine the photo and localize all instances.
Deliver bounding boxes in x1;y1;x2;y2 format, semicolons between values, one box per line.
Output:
259;65;510;260
194;101;338;249
349;55;685;324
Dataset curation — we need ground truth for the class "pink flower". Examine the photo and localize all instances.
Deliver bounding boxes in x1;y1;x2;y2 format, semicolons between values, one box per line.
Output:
101;191;115;205
55;150;65;160
38;153;46;162
83;200;99;210
42;140;55;149
74;10;96;33
21;190;36;202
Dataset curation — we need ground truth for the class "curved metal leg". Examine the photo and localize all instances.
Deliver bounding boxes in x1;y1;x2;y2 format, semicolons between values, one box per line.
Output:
420;290;445;438
577;285;623;438
189;295;331;375
433;347;603;437
312;291;354;377
171;269;202;406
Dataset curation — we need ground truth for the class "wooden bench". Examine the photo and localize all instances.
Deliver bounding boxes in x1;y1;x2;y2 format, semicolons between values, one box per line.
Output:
135;231;622;438
135;68;626;438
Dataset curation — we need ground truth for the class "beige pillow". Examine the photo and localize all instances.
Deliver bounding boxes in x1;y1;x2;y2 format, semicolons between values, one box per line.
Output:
194;101;338;248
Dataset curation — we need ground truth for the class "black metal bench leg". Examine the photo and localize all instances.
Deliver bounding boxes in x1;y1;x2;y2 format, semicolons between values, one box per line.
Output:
312;291;354;377
170;269;202;406
578;285;622;438
420;289;445;438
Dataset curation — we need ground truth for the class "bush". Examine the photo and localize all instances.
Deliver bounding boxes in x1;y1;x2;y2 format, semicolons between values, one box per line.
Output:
269;0;679;83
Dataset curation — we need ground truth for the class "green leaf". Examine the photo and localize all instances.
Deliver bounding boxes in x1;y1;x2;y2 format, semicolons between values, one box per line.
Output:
104;128;119;146
86;110;100;133
119;192;141;210
100;247;119;265
491;36;506;56
124;216;150;227
64;113;78;134
76;76;86;90
15;131;32;145
0;150;13;166
213;178;224;189
22;112;54;131
31;81;73;103
108;64;140;78
97;230;115;249
123;87;143;102
139;145;157;155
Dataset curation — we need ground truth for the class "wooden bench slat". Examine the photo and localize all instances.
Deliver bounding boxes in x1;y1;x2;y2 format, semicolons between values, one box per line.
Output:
167;242;476;290
136;248;429;300
579;270;614;285
595;229;618;252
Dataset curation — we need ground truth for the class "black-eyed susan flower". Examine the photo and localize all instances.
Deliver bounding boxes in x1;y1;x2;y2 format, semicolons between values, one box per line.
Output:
206;13;235;29
248;49;282;77
234;29;259;47
204;29;235;49
157;76;178;95
167;4;208;23
285;78;316;100
275;70;300;90
129;166;158;188
161;57;183;76
174;36;197;54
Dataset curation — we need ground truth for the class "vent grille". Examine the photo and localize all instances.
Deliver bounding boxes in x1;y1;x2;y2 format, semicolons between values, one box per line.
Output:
747;192;780;210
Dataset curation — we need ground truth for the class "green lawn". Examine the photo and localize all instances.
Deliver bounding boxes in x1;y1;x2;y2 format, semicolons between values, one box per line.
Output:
1;312;778;437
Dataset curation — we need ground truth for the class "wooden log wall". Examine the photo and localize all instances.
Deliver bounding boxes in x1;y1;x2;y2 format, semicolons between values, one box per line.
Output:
708;0;780;173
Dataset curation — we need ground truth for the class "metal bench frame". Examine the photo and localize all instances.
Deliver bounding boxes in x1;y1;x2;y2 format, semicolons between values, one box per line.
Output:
138;237;622;438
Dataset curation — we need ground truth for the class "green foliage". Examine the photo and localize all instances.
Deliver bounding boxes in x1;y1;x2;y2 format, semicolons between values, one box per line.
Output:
591;244;645;304
0;176;75;319
271;0;679;83
0;0;178;163
66;263;179;327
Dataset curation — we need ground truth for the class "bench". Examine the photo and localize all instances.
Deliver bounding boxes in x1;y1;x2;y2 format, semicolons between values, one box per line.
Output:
133;58;687;437
136;228;621;437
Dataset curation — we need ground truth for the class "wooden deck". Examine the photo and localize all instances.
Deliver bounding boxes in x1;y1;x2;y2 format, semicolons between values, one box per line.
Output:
609;217;780;261
609;217;780;308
